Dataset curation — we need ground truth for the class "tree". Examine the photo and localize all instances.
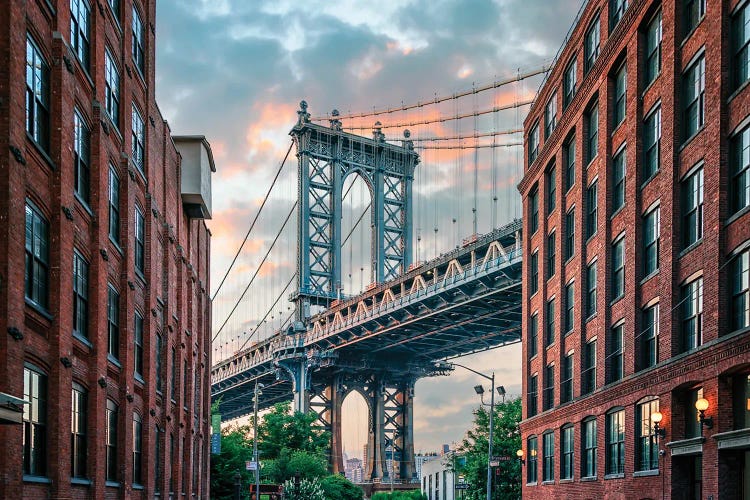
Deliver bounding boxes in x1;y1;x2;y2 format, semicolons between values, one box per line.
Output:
282;477;326;500
319;474;364;500
257;403;330;460
371;491;426;500
263;449;328;484
457;397;522;500
210;425;255;500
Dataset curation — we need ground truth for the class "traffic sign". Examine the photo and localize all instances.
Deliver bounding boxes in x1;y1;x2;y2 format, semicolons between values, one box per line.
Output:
246;461;258;471
211;433;221;455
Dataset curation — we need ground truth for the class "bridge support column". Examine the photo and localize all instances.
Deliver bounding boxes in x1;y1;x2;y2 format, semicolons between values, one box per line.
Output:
366;376;386;481
328;377;345;475
396;382;415;481
277;357;312;414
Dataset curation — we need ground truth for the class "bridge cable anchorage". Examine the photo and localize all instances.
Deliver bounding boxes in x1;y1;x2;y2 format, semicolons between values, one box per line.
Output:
235;272;297;354
340;98;534;131
308;65;549;121
211;140;294;301
212;200;298;343
415;142;523;150
385;128;523;142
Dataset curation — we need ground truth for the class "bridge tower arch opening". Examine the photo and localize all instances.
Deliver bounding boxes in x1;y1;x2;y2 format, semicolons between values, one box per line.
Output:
341;170;374;296
339;389;369;479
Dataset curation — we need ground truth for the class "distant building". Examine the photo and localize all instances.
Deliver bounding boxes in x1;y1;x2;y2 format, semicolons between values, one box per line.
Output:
345;457;364;484
420;453;458;500
414;453;439;482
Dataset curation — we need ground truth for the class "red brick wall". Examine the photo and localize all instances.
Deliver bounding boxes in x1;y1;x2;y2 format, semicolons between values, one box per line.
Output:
0;0;212;498
518;0;750;498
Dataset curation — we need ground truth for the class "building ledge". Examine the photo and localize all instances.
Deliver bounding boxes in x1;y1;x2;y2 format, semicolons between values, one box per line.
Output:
666;436;704;456
23;475;52;484
604;473;624;480
71;478;92;486
713;427;750;450
633;469;659;477
580;476;597;482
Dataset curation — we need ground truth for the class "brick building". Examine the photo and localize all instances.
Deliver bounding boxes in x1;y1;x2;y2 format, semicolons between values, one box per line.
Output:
518;0;750;498
0;0;213;499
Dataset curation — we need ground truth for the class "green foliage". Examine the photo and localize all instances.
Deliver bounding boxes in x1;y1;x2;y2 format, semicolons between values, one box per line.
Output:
258;402;331;460
457;397;522;500
319;474;364;500
263;449;328;484
370;491;426;500
282;477;326;500
210;425;255;500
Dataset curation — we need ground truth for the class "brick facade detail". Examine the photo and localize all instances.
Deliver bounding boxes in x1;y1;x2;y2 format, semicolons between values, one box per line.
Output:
0;0;212;498
518;0;750;498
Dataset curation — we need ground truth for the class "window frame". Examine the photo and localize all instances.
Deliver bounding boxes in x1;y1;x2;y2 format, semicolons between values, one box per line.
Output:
608;322;624;383
584;14;601;74
585;102;599;165
26;34;51;152
547;164;557;214
70;0;91;70
71;382;88;479
106;399;118;482
529;122;540;165
644;10;663;86
641;303;659;369
73;109;91;204
25;200;50;310
527;436;538;484
565;207;575;261
613;63;627;128
109;164;121;244
131;104;145;174
564;134;576;191
730;249;750;332
681;276;704;352
561;351;574;403
547;230;556;279
23;363;48;478
684;0;706;38
610;0;628;30
730;124;750;215
586;260;598;318
135;205;145;275
612;146;626;213
643;105;661;181
683;54;706;141
582;417;597;478
546;298;556;346
107;285;120;360
733;1;750;90
605;408;625;475
542;431;555;481
563;56;578;108
133;412;143;485
565;282;575;334
681;166;704;249
529;187;539;234
72;250;89;340
586;179;598;239
545;93;557;138
529;312;539;358
132;5;145;76
530;250;539;296
528;373;539;418
104;48;120;127
636;398;660;471
582;338;597;395
134;311;144;378
561;425;574;480
643;206;660;277
612;235;625;300
544;363;555;411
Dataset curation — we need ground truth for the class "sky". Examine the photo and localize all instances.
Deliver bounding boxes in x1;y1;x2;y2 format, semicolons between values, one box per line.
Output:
155;0;582;458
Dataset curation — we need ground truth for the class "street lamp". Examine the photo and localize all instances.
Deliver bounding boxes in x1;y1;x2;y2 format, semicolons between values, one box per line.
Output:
448;362;496;500
497;386;506;404
516;449;525;465
695;397;714;429
253;381;265;499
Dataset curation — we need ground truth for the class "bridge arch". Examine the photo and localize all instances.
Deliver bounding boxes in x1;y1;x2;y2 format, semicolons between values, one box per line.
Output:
341;170;375;296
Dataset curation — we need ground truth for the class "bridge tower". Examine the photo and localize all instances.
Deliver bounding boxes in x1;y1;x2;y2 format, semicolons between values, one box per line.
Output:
290;101;419;320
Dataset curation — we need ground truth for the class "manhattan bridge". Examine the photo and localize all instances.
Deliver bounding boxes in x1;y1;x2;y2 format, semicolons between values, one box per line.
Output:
210;64;552;484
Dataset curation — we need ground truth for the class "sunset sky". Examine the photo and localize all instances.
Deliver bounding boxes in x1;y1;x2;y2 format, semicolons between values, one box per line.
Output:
155;0;581;458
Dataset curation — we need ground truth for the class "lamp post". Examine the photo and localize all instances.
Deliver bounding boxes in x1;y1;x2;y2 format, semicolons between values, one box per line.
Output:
450;362;496;500
253;381;264;499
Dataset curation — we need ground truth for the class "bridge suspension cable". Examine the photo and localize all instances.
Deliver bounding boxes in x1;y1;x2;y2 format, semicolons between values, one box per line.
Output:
416;142;523;150
236;272;298;353
385;128;523;142
341;99;534;131
309;65;549;121
211;141;294;301
212;200;298;343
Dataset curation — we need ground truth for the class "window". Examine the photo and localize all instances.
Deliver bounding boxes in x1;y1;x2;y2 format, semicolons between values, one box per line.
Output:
683;55;705;140
585;103;599;164
133;413;143;485
25;201;49;309
547;231;556;279
586;181;597;239
643;106;661;180
585;15;601;74
582;418;597;478
530;250;539;295
23;364;47;477
641;303;659;369
73;251;89;339
26;35;50;151
71;383;87;479
528;374;538;418
565;282;575;333
685;387;704;438
529;187;539;234
183;360;189;406
643;207;660;276
171;346;177;400
730;125;750;215
134;312;144;378
684;0;706;36
73;109;90;203
529;313;538;358
645;11;662;86
609;323;624;383
731;249;749;332
612;236;625;300
135;206;145;274
547;165;557;214
565;208;575;261
561;425;574;480
734;2;750;89
545;94;557;138
546;298;556;346
155;426;161;493
732;374;750;430
529;122;540;165
561;352;573;403
106;400;118;481
108;0;120;22
544;363;555;411
109;165;120;243
527;436;538;483
610;0;628;29
108;286;120;359
543;432;554;481
563;57;577;108
104;49;120;125
606;409;625;475
156;333;164;393
586;261;597;318
681;277;703;351
582;339;597;395
636;399;659;471
564;135;575;191
132;105;145;172
682;167;704;248
613;64;627;127
132;6;145;75
612;147;626;213
70;0;90;69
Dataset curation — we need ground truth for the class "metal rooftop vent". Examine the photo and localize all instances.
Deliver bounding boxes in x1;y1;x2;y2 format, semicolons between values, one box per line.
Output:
174;135;216;219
